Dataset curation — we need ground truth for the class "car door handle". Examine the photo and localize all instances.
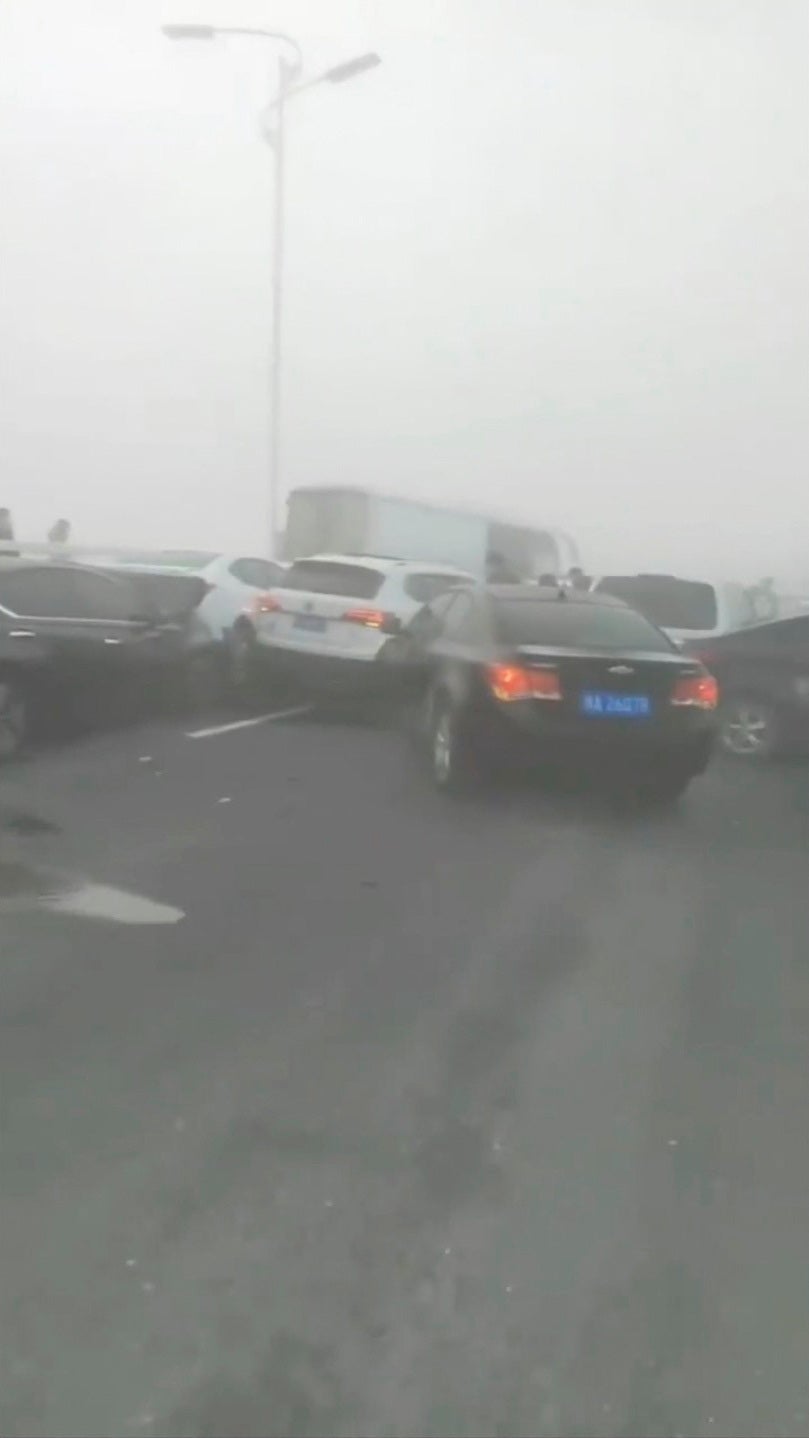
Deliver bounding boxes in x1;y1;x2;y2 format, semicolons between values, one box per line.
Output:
104;636;122;645
9;629;36;639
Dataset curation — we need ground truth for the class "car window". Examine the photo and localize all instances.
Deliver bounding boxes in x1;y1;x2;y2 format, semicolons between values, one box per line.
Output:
404;605;441;643
280;561;384;599
424;590;461;625
442;591;478;640
228;558;282;589
102;570;207;621
404;572;471;604
404;590;461;644
595;576;718;630
0;567;91;618
493;597;675;651
64;571;137;620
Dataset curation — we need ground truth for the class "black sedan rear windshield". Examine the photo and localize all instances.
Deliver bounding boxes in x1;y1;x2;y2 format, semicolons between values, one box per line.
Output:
594;576;717;630
494;597;674;652
281;561;384;599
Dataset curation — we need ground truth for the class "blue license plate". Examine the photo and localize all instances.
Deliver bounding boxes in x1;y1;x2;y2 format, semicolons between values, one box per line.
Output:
580;690;652;718
293;614;326;633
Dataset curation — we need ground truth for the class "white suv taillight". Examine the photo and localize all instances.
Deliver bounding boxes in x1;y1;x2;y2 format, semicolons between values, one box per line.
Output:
250;593;282;616
343;608;400;635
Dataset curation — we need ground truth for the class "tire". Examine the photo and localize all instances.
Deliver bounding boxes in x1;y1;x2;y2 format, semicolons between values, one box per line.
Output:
719;694;779;760
428;694;478;794
0;672;29;762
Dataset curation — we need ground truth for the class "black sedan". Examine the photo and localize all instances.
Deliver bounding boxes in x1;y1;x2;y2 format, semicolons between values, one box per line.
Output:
391;584;718;801
686;613;809;760
0;559;219;759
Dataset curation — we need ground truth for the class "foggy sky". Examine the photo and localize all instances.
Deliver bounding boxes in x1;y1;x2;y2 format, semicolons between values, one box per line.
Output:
1;0;807;578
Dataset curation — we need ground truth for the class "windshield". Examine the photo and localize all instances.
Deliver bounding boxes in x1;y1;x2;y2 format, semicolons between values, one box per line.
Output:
404;572;471;604
280;560;385;598
101;568;208;619
594;576;718;630
494;597;674;651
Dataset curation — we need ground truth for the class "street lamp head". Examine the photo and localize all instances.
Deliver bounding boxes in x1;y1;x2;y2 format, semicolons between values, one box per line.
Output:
161;24;216;42
324;52;381;84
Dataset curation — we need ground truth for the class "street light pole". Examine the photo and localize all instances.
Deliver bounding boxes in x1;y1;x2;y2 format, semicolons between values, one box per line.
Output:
163;26;380;557
268;57;291;558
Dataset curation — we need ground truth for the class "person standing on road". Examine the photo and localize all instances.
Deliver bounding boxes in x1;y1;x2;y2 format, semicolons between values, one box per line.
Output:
567;565;591;592
750;576;778;622
0;507;17;555
486;549;521;584
48;518;71;553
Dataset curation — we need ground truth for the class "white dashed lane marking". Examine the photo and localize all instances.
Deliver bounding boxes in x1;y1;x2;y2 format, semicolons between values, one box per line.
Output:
0;861;185;925
184;706;313;740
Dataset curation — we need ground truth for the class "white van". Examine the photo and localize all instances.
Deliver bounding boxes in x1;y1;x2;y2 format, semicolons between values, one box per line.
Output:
589;574;758;646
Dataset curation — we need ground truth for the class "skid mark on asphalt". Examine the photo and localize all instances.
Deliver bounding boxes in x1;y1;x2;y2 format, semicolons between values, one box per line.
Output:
185;705;313;739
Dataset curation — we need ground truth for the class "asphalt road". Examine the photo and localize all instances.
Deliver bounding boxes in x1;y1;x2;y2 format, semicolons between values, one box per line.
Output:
2;707;809;1438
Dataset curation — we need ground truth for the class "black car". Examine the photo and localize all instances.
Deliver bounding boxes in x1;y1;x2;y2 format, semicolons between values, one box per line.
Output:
392;584;718;800
0;559;218;759
96;564;224;710
686;614;809;760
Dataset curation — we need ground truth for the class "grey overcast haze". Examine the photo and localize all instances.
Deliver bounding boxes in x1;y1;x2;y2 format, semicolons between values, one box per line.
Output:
0;0;806;578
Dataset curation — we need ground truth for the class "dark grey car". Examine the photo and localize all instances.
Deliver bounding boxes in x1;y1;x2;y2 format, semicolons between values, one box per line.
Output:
0;559;218;758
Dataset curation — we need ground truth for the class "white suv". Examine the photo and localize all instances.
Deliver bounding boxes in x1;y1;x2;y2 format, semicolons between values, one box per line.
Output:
239;554;473;693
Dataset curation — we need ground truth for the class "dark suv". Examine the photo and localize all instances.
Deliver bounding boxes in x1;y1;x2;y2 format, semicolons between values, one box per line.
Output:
688;615;809;759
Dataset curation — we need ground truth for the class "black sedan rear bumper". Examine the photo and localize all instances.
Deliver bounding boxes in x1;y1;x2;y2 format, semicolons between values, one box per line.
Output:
467;700;716;779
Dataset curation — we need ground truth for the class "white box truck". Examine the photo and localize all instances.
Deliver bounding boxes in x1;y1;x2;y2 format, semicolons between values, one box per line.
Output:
284;487;577;581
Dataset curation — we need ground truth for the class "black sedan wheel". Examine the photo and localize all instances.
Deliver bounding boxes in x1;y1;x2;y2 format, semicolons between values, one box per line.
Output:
429;696;477;794
720;696;778;760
